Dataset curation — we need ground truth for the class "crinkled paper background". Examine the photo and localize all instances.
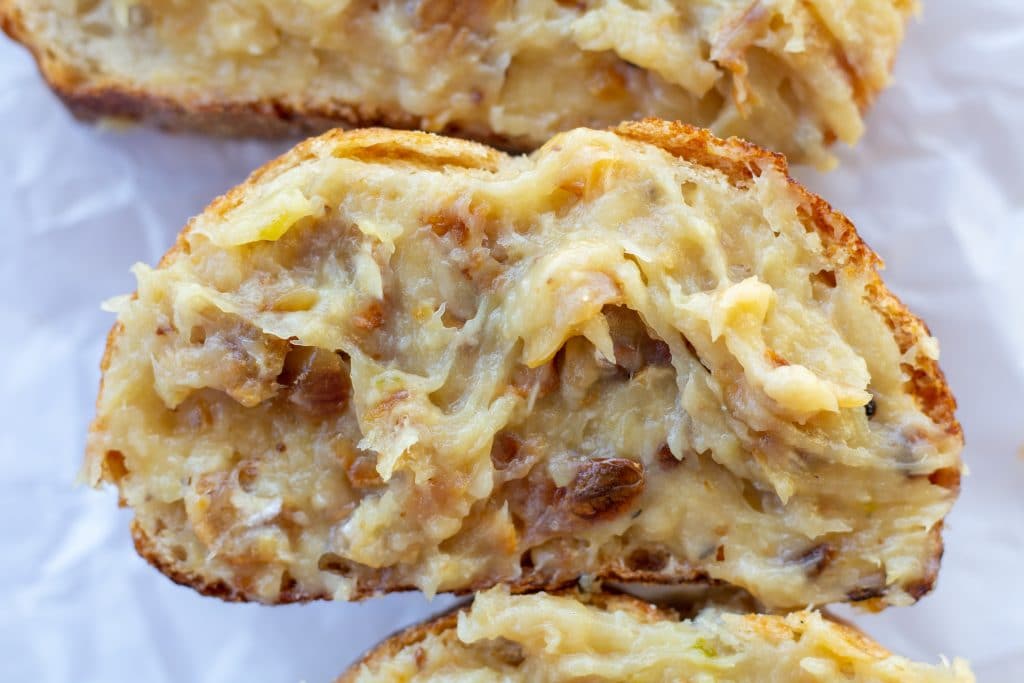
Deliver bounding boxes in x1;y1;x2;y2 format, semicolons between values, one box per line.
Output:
2;1;1023;680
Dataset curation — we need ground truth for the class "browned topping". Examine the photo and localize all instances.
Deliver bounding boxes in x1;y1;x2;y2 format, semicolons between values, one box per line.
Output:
765;348;790;368
568;458;645;519
715;545;726;562
413;646;427;670
279;346;351;416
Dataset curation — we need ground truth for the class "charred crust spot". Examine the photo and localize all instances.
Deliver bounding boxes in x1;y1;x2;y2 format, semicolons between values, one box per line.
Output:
928;467;961;491
715;545;726;562
627;548;669;572
568;458;645;519
275;442;287;453
865;398;877;418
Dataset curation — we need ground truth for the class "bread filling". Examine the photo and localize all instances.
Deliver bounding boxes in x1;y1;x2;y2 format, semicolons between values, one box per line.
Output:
25;0;914;165
346;587;974;682
87;127;960;607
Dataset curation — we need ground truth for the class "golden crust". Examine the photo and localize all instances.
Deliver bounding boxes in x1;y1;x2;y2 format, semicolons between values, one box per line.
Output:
93;121;961;605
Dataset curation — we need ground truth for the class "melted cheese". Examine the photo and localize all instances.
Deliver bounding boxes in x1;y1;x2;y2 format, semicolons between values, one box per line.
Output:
86;127;961;607
26;0;916;166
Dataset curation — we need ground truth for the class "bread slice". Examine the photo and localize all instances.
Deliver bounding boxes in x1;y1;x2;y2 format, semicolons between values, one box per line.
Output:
339;586;974;682
2;0;916;167
85;120;962;609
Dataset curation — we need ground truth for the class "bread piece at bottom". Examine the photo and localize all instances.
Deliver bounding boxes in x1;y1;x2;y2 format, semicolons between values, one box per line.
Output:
340;587;973;682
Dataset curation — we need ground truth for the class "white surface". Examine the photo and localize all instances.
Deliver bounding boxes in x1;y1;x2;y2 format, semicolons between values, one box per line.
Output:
1;2;1023;680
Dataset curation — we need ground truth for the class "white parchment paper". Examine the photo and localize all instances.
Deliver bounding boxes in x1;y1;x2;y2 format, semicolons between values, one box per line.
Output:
2;1;1023;680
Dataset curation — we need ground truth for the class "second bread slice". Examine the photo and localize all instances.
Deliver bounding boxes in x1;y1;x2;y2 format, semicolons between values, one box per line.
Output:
341;587;973;682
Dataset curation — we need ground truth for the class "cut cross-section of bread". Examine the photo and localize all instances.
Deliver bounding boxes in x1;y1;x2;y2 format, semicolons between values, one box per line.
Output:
86;121;962;609
2;0;916;167
340;587;974;682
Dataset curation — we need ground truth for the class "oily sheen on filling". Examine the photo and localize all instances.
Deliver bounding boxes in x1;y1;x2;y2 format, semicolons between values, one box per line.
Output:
342;588;974;682
87;127;960;608
19;0;915;166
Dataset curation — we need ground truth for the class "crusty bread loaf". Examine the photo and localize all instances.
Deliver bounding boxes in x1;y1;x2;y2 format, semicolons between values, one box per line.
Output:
2;0;916;167
339;587;974;682
85;120;962;609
